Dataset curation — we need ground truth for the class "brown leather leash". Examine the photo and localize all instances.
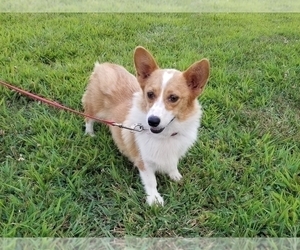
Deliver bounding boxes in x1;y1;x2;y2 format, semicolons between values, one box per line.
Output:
0;79;145;132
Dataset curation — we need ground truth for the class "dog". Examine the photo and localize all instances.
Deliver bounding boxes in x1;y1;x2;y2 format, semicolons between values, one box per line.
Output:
82;46;210;205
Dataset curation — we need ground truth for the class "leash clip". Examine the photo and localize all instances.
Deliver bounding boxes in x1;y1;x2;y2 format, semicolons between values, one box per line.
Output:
113;123;145;132
131;123;144;132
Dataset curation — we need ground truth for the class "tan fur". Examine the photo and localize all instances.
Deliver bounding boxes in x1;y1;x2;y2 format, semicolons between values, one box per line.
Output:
82;63;139;122
82;63;142;166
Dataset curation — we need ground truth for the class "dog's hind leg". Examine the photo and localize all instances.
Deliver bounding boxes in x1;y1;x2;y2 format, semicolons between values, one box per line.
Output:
84;118;95;137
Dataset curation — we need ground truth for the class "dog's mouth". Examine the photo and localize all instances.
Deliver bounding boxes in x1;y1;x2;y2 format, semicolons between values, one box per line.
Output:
150;127;165;134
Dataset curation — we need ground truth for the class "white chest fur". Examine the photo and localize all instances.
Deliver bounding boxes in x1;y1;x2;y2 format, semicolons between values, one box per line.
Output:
134;110;201;173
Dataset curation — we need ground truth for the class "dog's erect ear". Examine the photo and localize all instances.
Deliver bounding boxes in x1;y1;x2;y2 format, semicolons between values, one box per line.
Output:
183;59;210;99
134;46;159;87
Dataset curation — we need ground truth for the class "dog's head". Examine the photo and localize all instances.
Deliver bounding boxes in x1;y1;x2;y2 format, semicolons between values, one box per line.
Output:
134;46;210;134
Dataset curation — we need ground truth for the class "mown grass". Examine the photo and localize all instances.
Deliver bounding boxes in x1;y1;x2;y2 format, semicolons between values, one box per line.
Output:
1;0;300;12
0;13;300;237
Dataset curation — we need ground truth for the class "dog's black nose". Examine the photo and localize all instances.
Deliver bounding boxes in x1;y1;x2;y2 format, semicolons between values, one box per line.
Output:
148;116;160;127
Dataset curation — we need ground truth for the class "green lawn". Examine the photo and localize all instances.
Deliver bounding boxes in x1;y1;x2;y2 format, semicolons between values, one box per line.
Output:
0;13;300;237
1;0;300;12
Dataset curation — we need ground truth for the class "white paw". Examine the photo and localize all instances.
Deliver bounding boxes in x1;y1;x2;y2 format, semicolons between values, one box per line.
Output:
146;193;164;206
169;170;182;182
85;131;95;137
85;122;95;137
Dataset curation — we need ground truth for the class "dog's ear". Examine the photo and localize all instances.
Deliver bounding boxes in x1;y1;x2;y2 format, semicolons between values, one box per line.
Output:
183;59;210;99
134;46;159;87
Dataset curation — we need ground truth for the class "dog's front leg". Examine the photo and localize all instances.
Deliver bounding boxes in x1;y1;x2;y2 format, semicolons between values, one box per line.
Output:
139;166;164;206
166;159;182;182
168;168;183;182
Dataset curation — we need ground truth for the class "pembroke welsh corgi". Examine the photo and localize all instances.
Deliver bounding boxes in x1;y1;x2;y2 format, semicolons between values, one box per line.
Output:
82;46;210;205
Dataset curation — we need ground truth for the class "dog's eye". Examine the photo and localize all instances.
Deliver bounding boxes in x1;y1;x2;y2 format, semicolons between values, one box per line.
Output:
147;91;155;100
168;94;179;103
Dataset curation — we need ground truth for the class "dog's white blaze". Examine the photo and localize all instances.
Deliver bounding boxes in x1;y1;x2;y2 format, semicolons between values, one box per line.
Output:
147;70;176;127
157;70;175;104
162;70;175;88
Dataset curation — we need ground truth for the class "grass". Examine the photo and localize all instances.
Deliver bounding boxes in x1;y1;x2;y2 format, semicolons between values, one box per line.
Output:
0;13;300;238
1;0;300;12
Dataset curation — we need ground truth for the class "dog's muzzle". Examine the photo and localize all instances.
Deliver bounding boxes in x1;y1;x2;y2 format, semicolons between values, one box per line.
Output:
148;116;175;134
